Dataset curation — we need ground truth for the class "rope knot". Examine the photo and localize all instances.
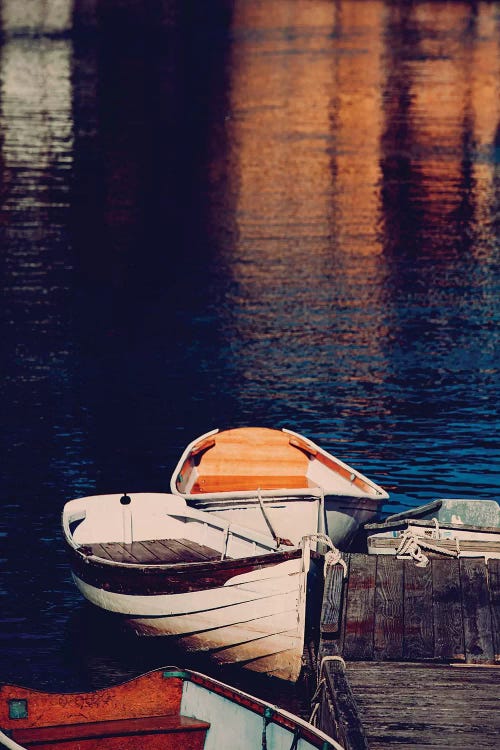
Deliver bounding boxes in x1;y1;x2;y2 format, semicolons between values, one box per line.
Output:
324;547;348;578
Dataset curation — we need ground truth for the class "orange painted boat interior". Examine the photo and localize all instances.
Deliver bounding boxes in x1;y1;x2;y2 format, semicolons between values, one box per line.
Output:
187;427;316;494
0;671;209;750
178;427;380;496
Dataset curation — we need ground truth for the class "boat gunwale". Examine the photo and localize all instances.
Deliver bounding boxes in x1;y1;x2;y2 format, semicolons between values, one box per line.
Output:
61;492;288;567
0;668;343;750
69;544;303;572
67;545;309;595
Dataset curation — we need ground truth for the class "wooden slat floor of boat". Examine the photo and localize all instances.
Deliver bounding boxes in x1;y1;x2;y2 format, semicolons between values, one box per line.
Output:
87;539;221;564
345;661;500;749
333;553;499;664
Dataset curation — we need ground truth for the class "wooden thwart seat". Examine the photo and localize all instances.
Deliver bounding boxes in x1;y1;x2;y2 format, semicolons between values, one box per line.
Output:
191;475;312;493
11;714;210;749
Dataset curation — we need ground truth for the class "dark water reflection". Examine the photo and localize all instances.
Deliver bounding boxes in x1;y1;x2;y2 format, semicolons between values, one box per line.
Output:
0;0;498;706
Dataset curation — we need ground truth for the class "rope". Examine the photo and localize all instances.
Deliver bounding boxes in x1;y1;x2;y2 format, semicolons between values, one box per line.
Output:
395;531;429;567
429;518;461;555
302;534;348;578
289;727;301;750
309;676;325;725
309;656;347;725
309;697;321;726
324;547;348;578
261;707;273;750
396;527;459;567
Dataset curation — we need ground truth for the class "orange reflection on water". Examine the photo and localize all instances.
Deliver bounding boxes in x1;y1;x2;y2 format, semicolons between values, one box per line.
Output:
225;0;390;388
382;1;499;257
228;0;338;244
226;0;386;264
327;1;385;261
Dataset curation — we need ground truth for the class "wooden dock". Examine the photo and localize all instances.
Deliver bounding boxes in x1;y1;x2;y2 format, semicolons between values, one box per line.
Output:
309;553;500;749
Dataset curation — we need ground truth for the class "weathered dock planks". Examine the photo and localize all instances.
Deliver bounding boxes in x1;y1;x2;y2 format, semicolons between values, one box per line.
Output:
345;661;500;749
331;553;498;664
311;553;500;749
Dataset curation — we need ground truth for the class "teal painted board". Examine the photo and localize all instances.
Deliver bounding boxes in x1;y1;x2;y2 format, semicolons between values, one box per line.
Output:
385;498;500;527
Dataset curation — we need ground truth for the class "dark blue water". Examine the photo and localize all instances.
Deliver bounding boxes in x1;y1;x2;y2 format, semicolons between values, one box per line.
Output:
0;0;498;709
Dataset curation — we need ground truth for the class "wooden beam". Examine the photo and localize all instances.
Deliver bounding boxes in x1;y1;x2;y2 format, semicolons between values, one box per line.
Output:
488;558;500;663
316;644;370;750
461;558;494;663
342;554;376;660
403;558;433;660
374;556;404;659
432;557;464;661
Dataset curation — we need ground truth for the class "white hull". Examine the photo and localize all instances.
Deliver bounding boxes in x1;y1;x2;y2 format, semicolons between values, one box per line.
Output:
325;495;382;547
196;496;380;548
73;555;309;681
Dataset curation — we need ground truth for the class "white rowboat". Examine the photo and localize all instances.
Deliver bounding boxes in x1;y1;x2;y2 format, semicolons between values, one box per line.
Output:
170;427;389;548
62;492;326;681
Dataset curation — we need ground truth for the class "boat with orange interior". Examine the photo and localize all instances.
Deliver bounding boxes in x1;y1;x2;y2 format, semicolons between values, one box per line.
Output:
170;426;389;549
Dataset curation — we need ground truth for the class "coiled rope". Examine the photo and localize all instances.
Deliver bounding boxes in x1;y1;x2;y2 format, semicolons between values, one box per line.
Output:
395;521;460;567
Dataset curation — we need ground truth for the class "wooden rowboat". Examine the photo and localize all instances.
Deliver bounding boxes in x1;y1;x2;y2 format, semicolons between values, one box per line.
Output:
170;427;389;548
365;498;500;565
62;492;326;681
0;667;344;750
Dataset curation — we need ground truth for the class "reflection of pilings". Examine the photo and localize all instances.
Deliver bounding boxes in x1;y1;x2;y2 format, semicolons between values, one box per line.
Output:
0;6;4;203
327;1;384;259
493;121;500;239
380;2;497;265
379;2;422;259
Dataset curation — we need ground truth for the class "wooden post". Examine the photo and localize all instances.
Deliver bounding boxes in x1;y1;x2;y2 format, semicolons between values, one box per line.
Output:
315;553;369;749
316;640;370;750
320;555;347;635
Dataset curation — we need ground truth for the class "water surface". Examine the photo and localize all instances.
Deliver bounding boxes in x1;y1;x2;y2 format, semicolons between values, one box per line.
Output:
0;0;498;704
